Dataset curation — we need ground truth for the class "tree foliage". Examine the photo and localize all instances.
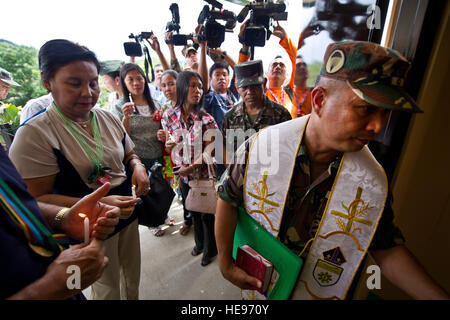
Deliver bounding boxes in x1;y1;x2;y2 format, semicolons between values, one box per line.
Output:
0;40;47;106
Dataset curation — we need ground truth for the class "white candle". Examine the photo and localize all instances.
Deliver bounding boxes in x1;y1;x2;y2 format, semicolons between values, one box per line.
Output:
79;213;89;244
129;93;134;104
132;185;136;198
84;217;89;244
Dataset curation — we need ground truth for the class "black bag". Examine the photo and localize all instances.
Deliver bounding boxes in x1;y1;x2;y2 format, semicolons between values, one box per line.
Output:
136;162;175;227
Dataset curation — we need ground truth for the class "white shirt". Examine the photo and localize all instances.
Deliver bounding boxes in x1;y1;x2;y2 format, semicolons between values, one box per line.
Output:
20;93;53;124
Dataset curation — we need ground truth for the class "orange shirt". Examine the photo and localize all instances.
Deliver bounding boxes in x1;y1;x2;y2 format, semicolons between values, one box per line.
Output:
291;86;312;119
239;35;298;112
265;87;294;114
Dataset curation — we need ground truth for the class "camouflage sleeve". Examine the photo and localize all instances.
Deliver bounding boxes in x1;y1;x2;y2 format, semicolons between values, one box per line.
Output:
278;104;292;123
171;59;182;73
283;108;293;122
369;192;406;250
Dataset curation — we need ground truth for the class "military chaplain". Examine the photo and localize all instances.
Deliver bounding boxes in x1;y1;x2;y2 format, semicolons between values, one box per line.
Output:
215;41;450;300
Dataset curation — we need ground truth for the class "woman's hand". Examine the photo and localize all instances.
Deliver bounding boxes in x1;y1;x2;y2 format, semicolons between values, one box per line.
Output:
62;183;120;240
100;195;141;219
131;164;150;197
122;102;135;119
165;139;177;152
157;129;167;143
173;165;194;177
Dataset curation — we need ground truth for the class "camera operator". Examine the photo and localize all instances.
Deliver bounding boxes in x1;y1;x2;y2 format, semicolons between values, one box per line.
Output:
288;25;320;119
165;31;200;74
238;21;316;116
238;21;295;112
196;25;240;179
197;25;239;130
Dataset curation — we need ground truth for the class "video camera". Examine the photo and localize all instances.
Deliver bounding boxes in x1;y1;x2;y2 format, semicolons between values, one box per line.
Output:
165;3;199;47
123;31;155;82
197;0;237;48
237;0;288;47
123;32;154;57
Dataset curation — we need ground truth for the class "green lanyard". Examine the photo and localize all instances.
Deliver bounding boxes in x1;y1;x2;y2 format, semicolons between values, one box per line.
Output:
52;103;111;184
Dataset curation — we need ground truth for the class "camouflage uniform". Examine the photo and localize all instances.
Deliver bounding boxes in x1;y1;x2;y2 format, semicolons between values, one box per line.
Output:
218;40;422;259
221;94;292;147
217;140;405;258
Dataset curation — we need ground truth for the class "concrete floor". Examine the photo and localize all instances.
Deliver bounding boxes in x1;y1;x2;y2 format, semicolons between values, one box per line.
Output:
84;198;241;300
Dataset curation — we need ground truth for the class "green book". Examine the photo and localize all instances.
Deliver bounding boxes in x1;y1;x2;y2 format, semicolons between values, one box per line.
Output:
232;207;303;300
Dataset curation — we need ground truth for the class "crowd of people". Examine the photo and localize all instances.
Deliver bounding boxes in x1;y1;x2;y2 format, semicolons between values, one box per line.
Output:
1;15;449;301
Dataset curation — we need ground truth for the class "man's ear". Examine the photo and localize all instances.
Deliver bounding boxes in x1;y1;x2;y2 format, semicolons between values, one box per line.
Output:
41;72;51;92
115;76;121;86
311;86;325;117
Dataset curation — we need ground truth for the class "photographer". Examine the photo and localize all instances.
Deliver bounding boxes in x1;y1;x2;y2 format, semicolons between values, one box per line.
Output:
197;26;239;179
165;31;200;74
197;25;239;130
238;22;316;116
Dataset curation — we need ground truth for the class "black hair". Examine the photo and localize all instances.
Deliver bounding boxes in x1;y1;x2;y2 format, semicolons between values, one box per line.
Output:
120;63;156;113
39;39;100;81
297;54;304;59
161;69;178;81
209;62;229;78
106;71;120;79
176;71;205;116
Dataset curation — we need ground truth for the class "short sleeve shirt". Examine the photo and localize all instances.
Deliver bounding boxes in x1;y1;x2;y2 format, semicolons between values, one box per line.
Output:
161;105;218;183
9;104;134;189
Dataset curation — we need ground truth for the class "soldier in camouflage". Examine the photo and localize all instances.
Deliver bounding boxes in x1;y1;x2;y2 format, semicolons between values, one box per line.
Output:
221;60;291;162
215;41;449;300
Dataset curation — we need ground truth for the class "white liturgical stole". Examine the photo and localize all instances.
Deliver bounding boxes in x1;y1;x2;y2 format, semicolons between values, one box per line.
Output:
242;115;388;300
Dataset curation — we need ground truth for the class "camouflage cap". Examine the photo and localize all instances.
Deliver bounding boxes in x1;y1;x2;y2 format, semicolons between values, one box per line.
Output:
99;60;125;75
234;60;265;88
319;41;422;113
0;67;20;86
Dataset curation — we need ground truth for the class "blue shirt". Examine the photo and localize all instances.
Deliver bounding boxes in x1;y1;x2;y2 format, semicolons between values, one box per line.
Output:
203;89;239;129
149;84;167;106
